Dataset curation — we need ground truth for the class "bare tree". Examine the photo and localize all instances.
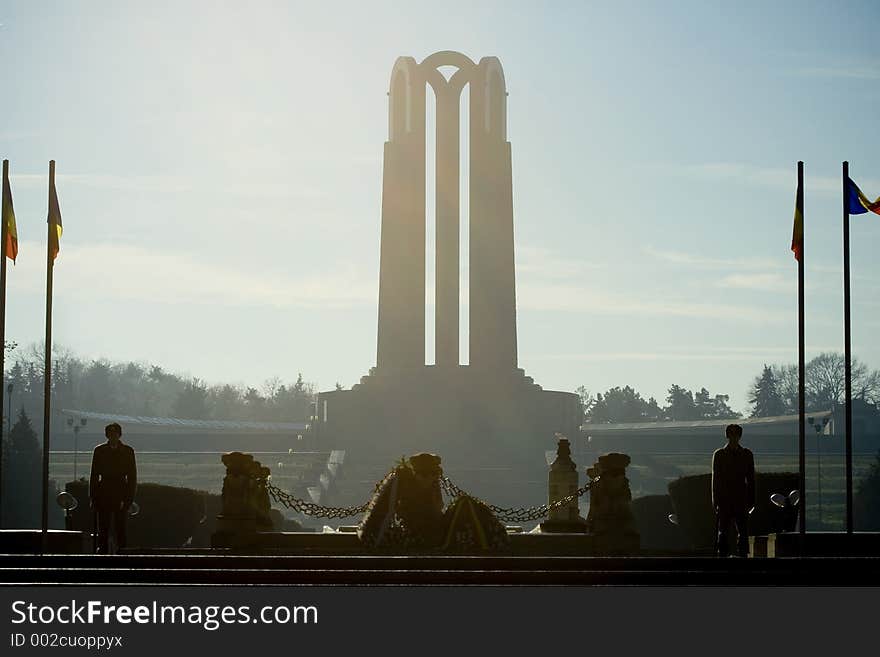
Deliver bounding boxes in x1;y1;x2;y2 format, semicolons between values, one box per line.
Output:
855;368;880;406
575;386;595;419
771;363;799;414
770;353;880;411
261;376;282;400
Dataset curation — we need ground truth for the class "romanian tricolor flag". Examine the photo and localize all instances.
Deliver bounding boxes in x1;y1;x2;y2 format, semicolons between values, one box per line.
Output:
2;167;17;263
48;174;62;261
847;177;880;216
791;174;803;261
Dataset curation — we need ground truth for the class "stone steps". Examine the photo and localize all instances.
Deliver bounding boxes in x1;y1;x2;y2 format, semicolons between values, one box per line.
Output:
3;552;880;585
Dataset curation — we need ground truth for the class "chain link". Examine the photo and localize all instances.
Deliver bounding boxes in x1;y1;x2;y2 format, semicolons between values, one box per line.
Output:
265;468;396;519
439;476;594;523
265;469;595;523
266;483;371;519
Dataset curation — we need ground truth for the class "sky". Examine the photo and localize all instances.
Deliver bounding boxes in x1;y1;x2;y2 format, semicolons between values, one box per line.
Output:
1;0;879;414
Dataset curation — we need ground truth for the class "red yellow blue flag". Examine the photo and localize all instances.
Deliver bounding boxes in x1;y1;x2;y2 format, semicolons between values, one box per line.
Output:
1;166;17;263
48;174;62;261
791;173;803;261
847;178;880;215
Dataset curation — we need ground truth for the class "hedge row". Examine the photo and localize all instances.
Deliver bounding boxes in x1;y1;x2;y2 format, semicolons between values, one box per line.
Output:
64;480;301;549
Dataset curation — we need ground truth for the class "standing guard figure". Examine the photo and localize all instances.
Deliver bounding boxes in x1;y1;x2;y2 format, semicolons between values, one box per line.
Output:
712;424;755;557
89;422;137;554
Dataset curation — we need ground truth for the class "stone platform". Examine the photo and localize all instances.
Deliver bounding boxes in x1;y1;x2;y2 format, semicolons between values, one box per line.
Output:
319;367;580;463
0;529;92;554
0;529;635;558
211;530;618;556
754;532;880;557
317;366;581;510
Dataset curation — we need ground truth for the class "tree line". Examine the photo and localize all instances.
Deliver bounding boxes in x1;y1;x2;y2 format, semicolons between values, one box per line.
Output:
2;342;326;427
580;351;880;424
578;384;738;424
749;353;880;417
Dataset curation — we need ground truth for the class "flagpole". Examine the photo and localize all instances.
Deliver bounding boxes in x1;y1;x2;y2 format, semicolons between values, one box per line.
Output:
0;159;9;529
41;160;55;554
797;160;806;541
842;160;853;535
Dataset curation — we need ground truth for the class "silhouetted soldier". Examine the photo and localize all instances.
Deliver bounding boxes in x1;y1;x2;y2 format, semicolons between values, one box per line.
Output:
89;422;137;553
712;423;755;557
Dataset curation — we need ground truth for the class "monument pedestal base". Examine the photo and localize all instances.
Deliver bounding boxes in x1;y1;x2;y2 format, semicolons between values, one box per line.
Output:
317;366;581;508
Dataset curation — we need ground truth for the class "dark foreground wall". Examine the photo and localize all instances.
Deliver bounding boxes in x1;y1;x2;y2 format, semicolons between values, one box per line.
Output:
62;481;300;549
668;472;799;549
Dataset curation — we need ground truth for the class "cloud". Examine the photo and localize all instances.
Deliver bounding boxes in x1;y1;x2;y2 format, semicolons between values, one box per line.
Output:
717;272;791;292
10;241;376;309
643;246;783;271
8;173;328;199
517;281;785;323
670;162;849;194
516;245;604;280
644;247;871;294
10;173;193;194
512;245;785;323
535;352;772;362
657;162;880;198
534;344;838;362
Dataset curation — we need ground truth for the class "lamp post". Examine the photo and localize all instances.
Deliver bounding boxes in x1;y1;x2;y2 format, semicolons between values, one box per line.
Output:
808;416;830;527
309;400;321;449
66;416;87;481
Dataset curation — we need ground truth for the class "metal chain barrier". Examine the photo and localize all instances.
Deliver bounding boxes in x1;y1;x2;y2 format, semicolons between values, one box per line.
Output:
264;468;396;519
265;469;595;523
439;475;594;523
266;482;371;519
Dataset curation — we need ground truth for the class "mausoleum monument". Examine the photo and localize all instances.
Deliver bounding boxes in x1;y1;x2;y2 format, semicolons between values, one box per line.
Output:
318;52;581;505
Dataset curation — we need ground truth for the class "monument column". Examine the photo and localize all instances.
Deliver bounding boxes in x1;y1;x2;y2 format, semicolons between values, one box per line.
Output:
434;86;460;368
376;58;426;371
469;58;518;371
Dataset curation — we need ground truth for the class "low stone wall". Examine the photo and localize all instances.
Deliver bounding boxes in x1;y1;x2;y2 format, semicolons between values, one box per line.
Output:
0;529;91;554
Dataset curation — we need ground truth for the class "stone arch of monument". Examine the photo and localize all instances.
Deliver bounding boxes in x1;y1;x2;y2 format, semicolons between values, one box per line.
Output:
377;51;518;371
420;50;476;94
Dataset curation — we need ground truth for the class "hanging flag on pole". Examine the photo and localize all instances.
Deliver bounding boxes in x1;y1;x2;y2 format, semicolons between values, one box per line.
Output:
48;172;62;260
41;160;61;553
794;162;806;542
792;169;804;262
2;163;17;263
837;166;877;533
0;159;14;527
846;177;880;216
842;163;856;535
